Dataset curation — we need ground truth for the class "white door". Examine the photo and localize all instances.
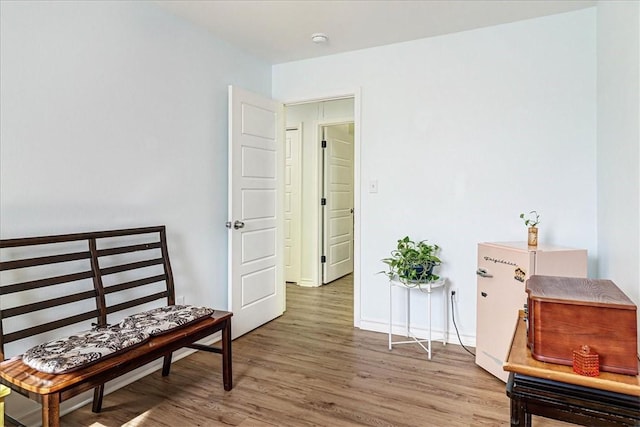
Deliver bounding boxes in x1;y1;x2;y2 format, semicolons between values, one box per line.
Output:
322;124;354;284
284;127;301;283
228;86;284;339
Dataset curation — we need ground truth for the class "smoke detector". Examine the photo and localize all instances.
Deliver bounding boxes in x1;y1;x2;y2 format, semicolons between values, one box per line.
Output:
311;33;329;44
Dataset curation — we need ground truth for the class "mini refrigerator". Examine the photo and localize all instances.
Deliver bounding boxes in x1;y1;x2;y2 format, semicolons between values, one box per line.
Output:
475;242;587;382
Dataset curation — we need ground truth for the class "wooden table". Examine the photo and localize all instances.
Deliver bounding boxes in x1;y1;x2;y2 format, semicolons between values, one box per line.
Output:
503;311;640;426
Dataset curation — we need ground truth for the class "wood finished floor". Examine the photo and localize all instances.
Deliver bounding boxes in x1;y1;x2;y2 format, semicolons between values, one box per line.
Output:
60;275;571;426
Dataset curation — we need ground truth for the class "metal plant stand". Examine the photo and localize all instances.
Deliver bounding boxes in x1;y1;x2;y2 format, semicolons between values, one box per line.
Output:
388;277;448;360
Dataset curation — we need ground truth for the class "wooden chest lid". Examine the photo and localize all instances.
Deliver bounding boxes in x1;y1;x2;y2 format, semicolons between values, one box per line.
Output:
526;275;636;310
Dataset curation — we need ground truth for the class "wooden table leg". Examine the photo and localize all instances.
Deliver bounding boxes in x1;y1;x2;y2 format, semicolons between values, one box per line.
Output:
222;319;233;391
507;373;532;427
42;394;60;427
510;396;531;427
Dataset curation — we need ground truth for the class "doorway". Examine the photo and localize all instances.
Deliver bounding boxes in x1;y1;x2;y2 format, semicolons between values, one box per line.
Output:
284;98;355;288
227;87;361;338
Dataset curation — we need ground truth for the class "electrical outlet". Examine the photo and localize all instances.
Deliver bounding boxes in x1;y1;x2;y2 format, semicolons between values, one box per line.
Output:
177;295;185;305
450;289;458;302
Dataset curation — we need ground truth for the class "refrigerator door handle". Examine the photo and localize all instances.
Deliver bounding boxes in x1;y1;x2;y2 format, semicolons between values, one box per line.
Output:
476;268;493;278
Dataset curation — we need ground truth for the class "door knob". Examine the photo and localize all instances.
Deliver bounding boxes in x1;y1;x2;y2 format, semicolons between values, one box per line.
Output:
225;220;245;230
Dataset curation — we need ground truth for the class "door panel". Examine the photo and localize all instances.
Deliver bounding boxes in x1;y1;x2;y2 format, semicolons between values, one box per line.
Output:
322;124;354;284
242;189;276;218
242;147;276;177
228;85;284;339
241;267;276;305
241;103;276;138
241;229;276;262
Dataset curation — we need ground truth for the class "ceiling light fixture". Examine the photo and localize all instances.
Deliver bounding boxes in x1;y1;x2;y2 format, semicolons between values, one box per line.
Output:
311;33;328;44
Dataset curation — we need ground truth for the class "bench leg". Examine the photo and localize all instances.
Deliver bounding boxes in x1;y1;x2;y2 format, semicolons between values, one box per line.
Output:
42;394;60;427
92;385;104;413
222;319;233;391
162;353;173;376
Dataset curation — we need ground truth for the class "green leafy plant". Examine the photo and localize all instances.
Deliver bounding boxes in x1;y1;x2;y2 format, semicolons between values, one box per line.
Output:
520;210;540;228
381;236;442;282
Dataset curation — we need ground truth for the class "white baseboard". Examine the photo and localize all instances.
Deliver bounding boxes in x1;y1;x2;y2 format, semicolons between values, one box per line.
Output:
297;280;320;287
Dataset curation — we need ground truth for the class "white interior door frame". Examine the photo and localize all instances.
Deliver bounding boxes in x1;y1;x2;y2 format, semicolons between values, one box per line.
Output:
285;124;302;284
283;88;362;328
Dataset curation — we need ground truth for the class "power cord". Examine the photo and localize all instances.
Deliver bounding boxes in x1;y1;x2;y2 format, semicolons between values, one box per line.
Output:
451;290;476;357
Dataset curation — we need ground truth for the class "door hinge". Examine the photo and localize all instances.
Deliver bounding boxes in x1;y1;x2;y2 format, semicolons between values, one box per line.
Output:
321;198;326;206
321;255;326;263
321;140;327;148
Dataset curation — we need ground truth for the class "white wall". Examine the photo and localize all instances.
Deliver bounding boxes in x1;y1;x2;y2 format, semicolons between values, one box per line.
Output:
0;1;271;308
0;1;271;421
285;99;354;286
596;1;640;349
274;9;598;343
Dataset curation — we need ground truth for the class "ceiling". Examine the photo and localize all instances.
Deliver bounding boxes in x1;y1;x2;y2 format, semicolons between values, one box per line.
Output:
153;0;596;65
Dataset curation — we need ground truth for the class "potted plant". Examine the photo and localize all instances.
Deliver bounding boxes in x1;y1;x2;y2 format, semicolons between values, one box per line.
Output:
381;236;442;283
519;210;540;247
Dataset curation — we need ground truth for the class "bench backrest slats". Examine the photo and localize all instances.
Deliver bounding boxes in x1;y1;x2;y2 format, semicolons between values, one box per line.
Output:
0;225;175;360
100;258;165;277
106;291;170;315
0;251;91;271
97;242;162;257
104;274;166;295
0;226;166;248
4;311;99;344
2;290;97;319
0;271;95;295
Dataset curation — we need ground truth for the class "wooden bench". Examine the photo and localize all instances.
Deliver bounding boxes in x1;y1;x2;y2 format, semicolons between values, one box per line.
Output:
0;226;232;427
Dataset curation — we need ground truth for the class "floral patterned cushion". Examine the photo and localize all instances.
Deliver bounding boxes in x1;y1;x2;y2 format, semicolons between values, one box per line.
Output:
118;305;215;336
22;326;149;374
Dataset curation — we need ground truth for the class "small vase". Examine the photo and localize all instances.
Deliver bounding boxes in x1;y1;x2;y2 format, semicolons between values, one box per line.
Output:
528;226;538;247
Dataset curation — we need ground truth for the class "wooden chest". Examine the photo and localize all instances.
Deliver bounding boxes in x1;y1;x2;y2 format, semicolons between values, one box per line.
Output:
526;275;638;375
